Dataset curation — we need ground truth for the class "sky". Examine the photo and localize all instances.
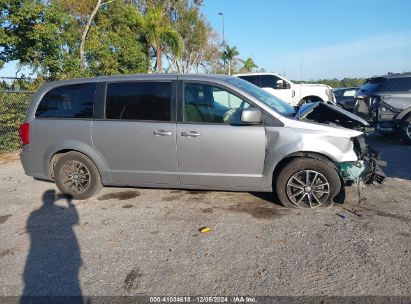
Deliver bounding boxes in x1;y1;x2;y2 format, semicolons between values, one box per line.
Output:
1;0;410;80
203;0;411;80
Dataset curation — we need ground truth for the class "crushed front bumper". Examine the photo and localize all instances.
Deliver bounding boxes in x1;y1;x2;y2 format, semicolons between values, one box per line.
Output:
339;136;386;184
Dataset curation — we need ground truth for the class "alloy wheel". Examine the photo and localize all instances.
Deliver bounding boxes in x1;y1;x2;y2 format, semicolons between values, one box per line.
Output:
286;170;330;208
61;160;91;194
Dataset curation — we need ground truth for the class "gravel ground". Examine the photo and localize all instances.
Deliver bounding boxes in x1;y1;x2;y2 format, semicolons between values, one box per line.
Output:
0;133;410;298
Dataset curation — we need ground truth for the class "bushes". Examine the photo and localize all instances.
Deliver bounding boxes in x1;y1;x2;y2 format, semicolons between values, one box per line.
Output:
0;91;33;153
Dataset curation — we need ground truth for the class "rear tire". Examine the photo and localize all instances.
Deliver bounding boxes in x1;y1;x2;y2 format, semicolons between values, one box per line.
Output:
54;152;102;200
275;158;341;209
400;115;411;144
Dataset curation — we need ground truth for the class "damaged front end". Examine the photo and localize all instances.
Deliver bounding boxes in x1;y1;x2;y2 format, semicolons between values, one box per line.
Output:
339;136;386;185
296;102;371;131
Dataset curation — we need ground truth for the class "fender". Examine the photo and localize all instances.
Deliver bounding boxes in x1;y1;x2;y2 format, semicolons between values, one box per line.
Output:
260;127;357;191
396;106;411;121
43;139;112;182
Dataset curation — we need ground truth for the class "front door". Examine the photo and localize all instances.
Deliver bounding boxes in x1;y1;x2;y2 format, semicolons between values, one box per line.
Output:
92;81;179;186
177;82;266;189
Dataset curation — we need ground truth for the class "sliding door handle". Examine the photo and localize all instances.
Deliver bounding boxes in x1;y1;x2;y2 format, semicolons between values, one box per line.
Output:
181;131;201;137
153;130;172;136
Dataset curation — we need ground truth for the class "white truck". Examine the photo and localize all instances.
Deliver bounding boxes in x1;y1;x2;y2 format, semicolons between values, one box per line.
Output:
235;72;335;106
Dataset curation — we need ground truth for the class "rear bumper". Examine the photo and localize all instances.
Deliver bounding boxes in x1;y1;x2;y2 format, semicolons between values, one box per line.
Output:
20;148;49;180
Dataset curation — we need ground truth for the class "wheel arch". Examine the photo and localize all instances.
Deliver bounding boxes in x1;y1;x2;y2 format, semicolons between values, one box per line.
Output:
300;95;324;103
271;151;341;189
396;106;411;121
44;141;111;182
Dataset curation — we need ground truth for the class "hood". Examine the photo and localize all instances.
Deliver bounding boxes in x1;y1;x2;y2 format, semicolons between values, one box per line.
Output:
295;102;369;130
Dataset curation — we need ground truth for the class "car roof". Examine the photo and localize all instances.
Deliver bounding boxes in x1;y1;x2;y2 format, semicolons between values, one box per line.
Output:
43;73;236;86
235;72;280;76
370;72;411;79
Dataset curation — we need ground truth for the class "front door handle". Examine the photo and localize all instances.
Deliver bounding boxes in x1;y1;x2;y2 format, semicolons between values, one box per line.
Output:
153;130;172;136
181;131;201;137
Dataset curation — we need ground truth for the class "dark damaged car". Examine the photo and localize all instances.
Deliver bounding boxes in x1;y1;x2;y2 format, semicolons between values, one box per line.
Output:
354;73;411;143
20;74;384;209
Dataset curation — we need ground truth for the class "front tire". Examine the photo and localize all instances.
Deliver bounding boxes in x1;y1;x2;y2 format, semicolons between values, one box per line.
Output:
54;152;102;200
275;158;341;208
400;115;411;144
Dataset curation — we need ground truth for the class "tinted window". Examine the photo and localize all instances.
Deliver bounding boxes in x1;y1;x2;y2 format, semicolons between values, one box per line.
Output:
184;83;249;124
359;78;385;94
106;82;171;121
238;75;260;86
333;90;343;98
36;83;95;118
224;77;296;117
260;75;280;89
380;78;411;92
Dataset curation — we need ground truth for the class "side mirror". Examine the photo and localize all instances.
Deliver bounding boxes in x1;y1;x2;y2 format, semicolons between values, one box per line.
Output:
275;79;285;89
241;107;262;124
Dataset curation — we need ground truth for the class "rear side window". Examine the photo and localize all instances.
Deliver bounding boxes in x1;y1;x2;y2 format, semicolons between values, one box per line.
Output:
380;78;411;92
106;82;171;121
36;83;96;118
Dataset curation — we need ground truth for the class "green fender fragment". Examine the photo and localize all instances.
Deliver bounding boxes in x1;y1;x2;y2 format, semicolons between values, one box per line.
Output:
339;161;366;183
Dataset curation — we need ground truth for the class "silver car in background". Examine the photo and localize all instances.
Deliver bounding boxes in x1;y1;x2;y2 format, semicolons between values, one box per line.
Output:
19;74;384;208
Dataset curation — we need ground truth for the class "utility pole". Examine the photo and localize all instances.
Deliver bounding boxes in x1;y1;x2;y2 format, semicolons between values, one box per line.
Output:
218;12;226;72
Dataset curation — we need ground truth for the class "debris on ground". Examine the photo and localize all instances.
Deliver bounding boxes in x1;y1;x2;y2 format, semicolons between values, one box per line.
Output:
199;227;212;233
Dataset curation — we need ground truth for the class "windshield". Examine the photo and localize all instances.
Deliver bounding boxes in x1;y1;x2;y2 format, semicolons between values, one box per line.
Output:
225;77;296;116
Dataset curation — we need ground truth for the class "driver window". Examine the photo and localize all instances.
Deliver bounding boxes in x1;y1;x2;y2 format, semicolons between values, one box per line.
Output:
184;83;250;124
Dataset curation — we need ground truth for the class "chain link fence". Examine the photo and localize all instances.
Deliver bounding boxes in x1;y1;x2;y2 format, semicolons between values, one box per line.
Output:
0;90;34;153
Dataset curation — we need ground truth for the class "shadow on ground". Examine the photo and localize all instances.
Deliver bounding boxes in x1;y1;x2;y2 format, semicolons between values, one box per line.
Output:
365;132;411;181
20;190;84;304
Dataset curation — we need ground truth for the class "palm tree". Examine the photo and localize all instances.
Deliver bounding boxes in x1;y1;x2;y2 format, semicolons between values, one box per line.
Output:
242;57;258;72
141;5;183;72
222;45;239;75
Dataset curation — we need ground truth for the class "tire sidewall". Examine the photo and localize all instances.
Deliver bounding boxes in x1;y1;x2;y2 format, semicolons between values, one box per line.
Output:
275;158;341;209
400;116;411;144
54;152;101;200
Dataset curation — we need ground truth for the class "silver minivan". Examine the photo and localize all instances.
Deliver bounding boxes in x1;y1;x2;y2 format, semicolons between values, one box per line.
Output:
20;74;384;208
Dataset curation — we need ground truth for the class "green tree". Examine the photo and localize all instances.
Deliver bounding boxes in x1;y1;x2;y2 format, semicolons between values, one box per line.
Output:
140;3;183;72
222;44;239;75
163;0;217;73
241;57;258;73
0;0;150;78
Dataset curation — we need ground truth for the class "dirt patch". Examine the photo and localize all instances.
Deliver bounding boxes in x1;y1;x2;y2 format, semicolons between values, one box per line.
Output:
0;248;16;258
98;191;140;201
0;214;12;225
361;207;410;223
122;204;134;209
186;190;209;195
163;194;185;201
201;208;213;214
0;152;20;165
224;202;284;219
123;268;143;292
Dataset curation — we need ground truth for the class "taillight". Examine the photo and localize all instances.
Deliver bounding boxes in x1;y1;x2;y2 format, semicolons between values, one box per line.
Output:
19;123;30;145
